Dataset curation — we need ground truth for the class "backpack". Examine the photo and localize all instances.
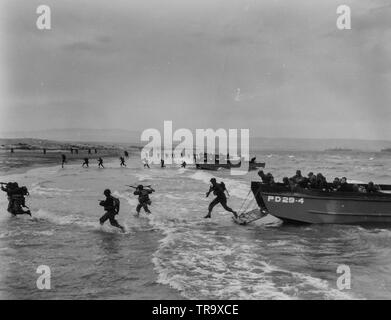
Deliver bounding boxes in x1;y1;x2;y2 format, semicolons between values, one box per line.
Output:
113;197;120;214
220;182;227;192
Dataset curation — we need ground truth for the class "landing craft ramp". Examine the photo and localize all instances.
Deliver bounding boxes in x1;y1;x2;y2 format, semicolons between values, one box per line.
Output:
233;187;268;225
232;209;267;225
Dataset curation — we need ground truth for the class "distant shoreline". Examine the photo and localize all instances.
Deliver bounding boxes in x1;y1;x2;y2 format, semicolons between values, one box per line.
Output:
0;152;125;176
0;137;143;175
0;139;142;176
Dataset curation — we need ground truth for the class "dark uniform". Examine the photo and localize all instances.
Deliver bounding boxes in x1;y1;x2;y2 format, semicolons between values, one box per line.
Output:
316;174;328;190
205;178;237;219
337;178;351;192
258;170;275;185
290;170;304;185
1;182;31;216
331;177;341;191
61;154;66;168
99;189;124;231
134;185;154;214
98;157;104;168
82;158;89;167
120;157;126;167
366;182;379;193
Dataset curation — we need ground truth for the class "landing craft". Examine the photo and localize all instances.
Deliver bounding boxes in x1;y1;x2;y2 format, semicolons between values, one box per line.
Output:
251;181;391;224
195;161;265;171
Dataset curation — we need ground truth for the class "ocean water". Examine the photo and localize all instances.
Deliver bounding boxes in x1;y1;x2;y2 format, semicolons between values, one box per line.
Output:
1;150;391;299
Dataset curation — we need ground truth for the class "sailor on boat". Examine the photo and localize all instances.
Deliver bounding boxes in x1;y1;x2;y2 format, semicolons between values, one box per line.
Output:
367;181;380;193
290;170;304;185
257;170;275;185
337;177;351;192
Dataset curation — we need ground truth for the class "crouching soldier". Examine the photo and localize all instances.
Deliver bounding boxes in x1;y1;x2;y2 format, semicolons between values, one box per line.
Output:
1;182;31;216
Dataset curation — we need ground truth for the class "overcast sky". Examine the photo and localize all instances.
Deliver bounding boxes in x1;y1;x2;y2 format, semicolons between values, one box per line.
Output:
0;0;390;140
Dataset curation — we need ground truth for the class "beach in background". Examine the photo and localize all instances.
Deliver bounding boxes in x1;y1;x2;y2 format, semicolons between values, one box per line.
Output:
0;138;142;175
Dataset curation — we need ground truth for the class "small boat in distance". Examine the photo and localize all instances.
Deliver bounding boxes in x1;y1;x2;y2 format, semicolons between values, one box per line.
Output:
196;161;242;171
381;148;391;152
248;162;266;171
196;161;265;171
324;147;353;152
250;181;391;224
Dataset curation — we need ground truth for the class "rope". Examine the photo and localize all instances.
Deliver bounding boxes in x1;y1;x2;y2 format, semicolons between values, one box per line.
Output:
237;189;254;215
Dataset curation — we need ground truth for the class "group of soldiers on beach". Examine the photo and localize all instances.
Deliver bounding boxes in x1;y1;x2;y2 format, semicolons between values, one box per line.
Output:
0;176;233;233
60;154;129;169
2;147;238;231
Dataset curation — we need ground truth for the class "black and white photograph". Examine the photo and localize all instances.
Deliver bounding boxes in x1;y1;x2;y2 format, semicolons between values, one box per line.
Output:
1;0;391;306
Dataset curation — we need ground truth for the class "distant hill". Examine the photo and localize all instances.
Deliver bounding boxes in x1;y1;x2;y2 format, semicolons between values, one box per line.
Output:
0;137;142;151
0;128;142;144
1;129;391;152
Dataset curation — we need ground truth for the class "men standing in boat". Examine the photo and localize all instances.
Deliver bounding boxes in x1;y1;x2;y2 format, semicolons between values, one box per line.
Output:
316;173;329;190
290;170;304;185
331;177;341;191
258;170;275;185
205;178;238;219
337;177;350;192
366;182;380;193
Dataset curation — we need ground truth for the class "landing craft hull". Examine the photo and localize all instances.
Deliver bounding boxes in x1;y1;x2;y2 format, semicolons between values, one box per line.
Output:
248;162;266;171
251;182;391;224
196;162;242;170
195;162;265;171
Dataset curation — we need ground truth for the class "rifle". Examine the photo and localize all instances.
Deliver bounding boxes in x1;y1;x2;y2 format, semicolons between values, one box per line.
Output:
126;185;152;189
